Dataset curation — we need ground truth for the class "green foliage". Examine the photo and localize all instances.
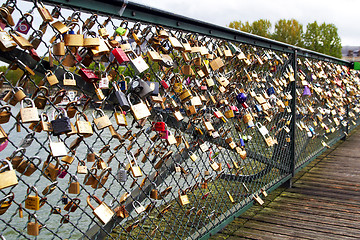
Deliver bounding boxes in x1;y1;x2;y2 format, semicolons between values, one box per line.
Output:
228;19;271;38
303;21;342;58
228;19;342;58
272;19;303;46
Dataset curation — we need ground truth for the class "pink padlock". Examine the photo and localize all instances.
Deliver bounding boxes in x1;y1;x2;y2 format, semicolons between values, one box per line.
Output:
230;105;239;112
58;164;69;178
160;130;169;140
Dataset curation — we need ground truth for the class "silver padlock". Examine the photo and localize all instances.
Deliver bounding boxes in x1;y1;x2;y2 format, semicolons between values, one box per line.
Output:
256;122;269;136
132;200;145;214
48;134;67;157
117;167;127;182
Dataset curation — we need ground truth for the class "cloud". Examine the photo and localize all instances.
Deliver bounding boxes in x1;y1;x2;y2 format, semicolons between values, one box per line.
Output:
132;0;360;46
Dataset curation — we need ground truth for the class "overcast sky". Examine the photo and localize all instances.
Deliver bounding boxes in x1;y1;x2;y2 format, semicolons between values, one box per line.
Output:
131;0;359;46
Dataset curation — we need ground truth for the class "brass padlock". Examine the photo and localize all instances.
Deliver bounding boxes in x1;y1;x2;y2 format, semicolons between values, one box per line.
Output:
0;159;18;190
42;155;60;181
32;86;49;109
87;195;114;225
42;181;58;196
63;71;76;86
20;98;40;123
68;176;80;194
27;214;41;236
45;70;59;86
75;112;93;137
0;105;11;124
77;160;87;174
9;30;33;50
178;190;190;206
16;156;41;177
92;108;112;130
52;35;65;56
91;167;111;189
64;23;83;47
127;152;142;177
114;106;127;126
0;192;14;215
25;186;40;210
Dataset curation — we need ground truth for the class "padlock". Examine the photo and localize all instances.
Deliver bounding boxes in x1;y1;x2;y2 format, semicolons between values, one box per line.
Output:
61;151;75;164
112;47;129;64
83;31;100;48
0;125;7;141
209;57;224;71
51;20;69;34
0;30;17;51
99;73;109;89
63;72;76;86
114;106;127;126
6;148;26;169
127;152;142;177
132;200;146;214
91;37;110;56
154;121;166;132
64;198;80;212
128;51;149;75
9;30;33;50
129;76;153;99
92;108;112;130
44;70;59;86
42;181;57;196
20;98;39;123
179;88;193;102
15;13;33;34
87;195;114;225
0;105;11;124
93;81;105;101
50;206;61;214
48;134;67;157
0;159;18;190
75;112;93;137
0;192;14;215
27;214;41;236
16;156;41;177
114;205;129;219
178;190;190;206
52;35;65;56
92;167;111;189
64;23;83;47
51;108;72;136
77;160;87;174
36;1;53;22
25;186;40;210
84;168;98;185
57;164;69;179
79;68;98;83
32;86;49;109
68;176;80;194
117;166;128;182
60;214;70;224
189;151;198;162
129;94;151;121
112;81;130;111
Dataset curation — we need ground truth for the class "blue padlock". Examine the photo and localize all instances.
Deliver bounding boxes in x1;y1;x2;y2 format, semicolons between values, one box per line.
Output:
255;104;263;112
267;86;275;96
236;93;247;103
240;138;245;147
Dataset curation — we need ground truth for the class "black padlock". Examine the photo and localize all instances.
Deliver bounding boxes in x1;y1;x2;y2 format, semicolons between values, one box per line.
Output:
51;109;72;136
113;82;130;111
130;77;153;99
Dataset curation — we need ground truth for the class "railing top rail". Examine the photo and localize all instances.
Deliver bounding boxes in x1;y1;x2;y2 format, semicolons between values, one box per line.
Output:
38;0;351;66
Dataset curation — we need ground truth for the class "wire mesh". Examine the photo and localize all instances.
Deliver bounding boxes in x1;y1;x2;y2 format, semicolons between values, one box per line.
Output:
0;1;359;240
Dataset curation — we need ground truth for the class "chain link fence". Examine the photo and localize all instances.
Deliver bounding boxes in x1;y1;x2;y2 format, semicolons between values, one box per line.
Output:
0;0;359;239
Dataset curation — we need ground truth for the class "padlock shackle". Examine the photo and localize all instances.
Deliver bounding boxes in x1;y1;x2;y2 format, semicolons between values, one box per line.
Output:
26;186;38;196
29;156;42;167
8;147;26;159
0;191;14;203
86;195;102;210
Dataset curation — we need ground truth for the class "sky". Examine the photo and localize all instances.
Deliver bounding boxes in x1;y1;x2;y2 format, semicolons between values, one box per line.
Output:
131;0;360;46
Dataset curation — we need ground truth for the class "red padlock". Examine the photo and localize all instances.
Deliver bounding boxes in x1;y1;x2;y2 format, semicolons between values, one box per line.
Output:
160;80;169;89
112;48;129;64
28;49;41;61
154;122;166;132
78;68;99;83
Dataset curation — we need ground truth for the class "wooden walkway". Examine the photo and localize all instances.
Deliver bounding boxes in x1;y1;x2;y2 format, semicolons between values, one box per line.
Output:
211;128;360;240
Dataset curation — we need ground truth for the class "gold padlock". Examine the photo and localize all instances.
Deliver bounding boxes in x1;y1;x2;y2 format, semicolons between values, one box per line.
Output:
75;112;93;137
25;186;40;210
64;23;83;47
127;152;142;177
0;192;14;215
45;70;59;86
68;176;80;194
92;108;112;130
27;214;41;236
178;190;190;206
87;195;114;225
129;95;151;121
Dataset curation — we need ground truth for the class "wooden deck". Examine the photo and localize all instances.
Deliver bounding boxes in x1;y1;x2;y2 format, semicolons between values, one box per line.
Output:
211;128;360;240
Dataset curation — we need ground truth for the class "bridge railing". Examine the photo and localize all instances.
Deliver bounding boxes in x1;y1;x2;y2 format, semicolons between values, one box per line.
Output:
0;0;359;239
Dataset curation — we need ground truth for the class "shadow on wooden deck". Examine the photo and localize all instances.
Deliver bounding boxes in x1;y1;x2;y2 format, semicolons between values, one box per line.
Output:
210;128;360;240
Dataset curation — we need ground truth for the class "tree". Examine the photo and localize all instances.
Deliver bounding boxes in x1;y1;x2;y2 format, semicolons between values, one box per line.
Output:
304;21;342;58
272;19;303;46
227;19;271;38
